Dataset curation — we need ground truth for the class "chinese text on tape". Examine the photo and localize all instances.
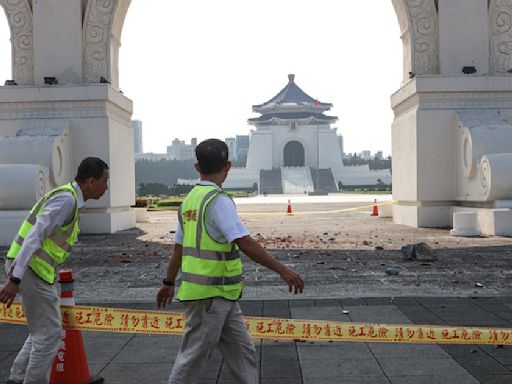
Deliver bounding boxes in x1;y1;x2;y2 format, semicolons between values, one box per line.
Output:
1;302;511;345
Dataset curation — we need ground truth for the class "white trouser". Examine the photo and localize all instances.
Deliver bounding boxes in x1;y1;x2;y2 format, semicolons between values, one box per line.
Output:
5;259;63;384
169;297;258;384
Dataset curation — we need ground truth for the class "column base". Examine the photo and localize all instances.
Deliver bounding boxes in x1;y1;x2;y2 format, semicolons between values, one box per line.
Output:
0;210;29;246
79;208;135;234
392;203;452;228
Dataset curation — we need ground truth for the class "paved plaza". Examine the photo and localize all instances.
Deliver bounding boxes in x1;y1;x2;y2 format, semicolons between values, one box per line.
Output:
2;194;512;383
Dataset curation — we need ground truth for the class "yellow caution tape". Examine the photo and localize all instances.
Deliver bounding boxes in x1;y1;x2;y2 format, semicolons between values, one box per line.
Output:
2;302;511;345
238;200;395;216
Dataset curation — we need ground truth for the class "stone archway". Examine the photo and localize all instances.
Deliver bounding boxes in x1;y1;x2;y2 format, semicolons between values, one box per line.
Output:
391;0;439;81
4;0;510;235
0;0;34;85
0;0;130;86
283;141;305;167
0;0;437;235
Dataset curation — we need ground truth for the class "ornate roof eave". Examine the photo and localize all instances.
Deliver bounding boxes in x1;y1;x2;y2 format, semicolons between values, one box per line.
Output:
253;102;332;114
248;116;338;126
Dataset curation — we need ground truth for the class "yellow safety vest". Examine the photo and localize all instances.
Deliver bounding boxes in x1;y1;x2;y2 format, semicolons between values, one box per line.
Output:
7;183;79;284
177;185;243;301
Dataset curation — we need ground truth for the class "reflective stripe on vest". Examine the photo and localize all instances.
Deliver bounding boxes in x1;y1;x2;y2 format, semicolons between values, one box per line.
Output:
177;185;243;301
181;272;243;286
7;183;79;284
14;224;74;252
182;247;240;261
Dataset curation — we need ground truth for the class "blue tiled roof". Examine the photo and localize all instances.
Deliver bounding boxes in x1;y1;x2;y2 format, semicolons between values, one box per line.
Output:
248;112;337;124
253;74;331;109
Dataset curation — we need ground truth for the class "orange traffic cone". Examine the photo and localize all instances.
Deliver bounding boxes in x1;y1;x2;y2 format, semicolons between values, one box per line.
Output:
371;199;379;216
50;269;104;384
287;199;292;214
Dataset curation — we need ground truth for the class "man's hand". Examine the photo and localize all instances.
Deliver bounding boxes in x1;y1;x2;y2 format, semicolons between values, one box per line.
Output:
156;285;175;309
279;267;304;294
0;281;19;308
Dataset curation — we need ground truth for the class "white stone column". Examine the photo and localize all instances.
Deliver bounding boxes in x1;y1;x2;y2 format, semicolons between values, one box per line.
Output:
32;0;82;85
438;0;489;75
0;84;135;244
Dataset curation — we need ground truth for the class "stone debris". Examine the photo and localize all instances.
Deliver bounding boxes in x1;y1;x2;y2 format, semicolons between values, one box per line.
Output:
401;242;438;261
118;254;135;263
385;266;401;275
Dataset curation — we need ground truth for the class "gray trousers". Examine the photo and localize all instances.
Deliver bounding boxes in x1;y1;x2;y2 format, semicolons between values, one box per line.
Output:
5;259;63;384
169;297;258;384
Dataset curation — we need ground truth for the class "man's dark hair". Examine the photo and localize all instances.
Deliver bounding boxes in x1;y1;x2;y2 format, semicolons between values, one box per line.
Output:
75;157;109;182
195;139;229;175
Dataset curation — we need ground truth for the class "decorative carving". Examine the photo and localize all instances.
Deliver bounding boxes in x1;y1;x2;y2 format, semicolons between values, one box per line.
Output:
490;0;512;73
407;0;439;75
83;0;117;83
0;0;34;84
0;100;132;122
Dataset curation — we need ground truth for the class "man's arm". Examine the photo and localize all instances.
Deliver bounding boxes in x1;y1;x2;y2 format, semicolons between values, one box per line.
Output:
156;243;183;308
235;235;304;294
0;193;74;308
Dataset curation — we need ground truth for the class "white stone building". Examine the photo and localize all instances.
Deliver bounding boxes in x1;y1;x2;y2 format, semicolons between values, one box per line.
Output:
166;138;196;161
131;120;143;154
359;150;371;161
224;74;391;193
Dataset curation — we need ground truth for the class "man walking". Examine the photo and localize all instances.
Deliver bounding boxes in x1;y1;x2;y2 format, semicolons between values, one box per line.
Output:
0;157;109;384
156;139;304;384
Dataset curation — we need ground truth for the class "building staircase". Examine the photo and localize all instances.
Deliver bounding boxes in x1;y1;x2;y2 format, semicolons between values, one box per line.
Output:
260;168;283;194
310;168;338;193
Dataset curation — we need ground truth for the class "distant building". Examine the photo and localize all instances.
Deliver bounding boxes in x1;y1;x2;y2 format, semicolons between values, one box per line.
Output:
375;151;384;160
337;134;344;158
134;152;169;161
220;74;391;193
225;135;249;161
166;138;197;161
359;150;371;160
235;135;249;160
131;120;143;154
225;137;236;160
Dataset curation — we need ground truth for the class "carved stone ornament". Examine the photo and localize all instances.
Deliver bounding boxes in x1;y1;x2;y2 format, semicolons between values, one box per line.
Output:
0;0;34;85
83;0;117;83
490;0;512;74
407;0;439;75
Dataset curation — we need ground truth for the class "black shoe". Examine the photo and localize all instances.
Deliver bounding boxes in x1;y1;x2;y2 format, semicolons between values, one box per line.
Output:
6;380;23;384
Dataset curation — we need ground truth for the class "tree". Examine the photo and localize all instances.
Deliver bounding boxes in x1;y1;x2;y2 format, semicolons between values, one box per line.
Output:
138;182;171;196
135;159;197;187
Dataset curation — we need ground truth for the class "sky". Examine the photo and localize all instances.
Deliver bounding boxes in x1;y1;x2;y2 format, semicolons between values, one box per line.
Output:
0;1;403;156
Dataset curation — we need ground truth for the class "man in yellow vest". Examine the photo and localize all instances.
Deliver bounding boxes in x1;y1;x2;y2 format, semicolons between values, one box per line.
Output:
156;139;304;384
0;157;109;384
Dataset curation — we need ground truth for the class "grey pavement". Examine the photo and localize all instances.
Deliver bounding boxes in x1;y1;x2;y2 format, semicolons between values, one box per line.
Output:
2;297;512;383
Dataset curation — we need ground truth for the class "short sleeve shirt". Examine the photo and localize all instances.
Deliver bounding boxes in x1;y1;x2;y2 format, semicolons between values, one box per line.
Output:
174;181;250;244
